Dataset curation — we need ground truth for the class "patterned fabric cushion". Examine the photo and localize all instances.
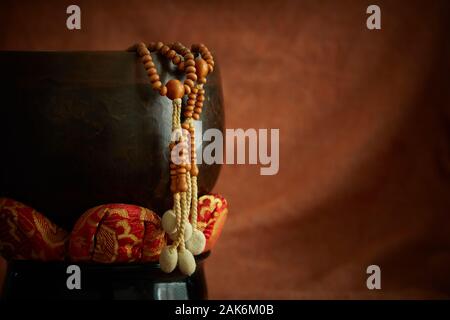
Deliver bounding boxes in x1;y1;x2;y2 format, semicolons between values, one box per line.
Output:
0;198;67;261
197;194;228;252
0;194;228;262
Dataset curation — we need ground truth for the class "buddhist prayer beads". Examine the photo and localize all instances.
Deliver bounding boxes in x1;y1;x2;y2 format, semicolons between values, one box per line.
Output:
134;41;214;276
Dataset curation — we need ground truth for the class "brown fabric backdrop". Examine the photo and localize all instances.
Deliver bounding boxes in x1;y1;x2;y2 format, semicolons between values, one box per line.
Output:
0;0;449;299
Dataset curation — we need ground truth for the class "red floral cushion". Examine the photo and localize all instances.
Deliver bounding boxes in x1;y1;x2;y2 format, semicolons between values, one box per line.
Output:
69;204;165;263
0;198;67;261
197;194;228;252
0;194;228;262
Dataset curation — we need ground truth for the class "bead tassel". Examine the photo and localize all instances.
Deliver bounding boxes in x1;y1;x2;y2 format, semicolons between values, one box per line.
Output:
136;42;213;276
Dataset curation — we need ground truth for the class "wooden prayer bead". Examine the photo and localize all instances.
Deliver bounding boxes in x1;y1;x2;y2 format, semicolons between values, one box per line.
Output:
152;81;162;89
160;45;170;55
184;79;194;88
144;61;155;69
186;73;197;82
172;55;181;65
155;42;164;50
146;68;157;76
141;55;152;63
197;95;205;102
184;53;194;60
184;85;191;95
149;74;160;82
195;58;209;80
167;50;176;59
185;60;195;67
170;177;177;193
166;79;185;100
160;85;167;96
191;164;199;176
185;66;196;74
177;175;188;192
137;45;150;56
195;101;203;108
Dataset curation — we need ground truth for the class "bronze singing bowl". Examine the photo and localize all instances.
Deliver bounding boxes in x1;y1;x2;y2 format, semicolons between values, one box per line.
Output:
0;51;224;230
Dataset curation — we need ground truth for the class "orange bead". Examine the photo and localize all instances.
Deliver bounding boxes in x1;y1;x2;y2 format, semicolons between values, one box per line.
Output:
184;59;195;67
149;74;160;82
144;61;155;69
170;178;177;193
152;81;162;90
187;73;197;82
172;55;181;65
160;85;168;96
166;79;185;100
167;50;176;59
141;55;152;63
191;164;199;176
184;79;194;88
195;57;209;79
147;68;157;76
185;66;196;74
161;45;170;55
177;176;188;192
177;167;187;174
184;84;191;95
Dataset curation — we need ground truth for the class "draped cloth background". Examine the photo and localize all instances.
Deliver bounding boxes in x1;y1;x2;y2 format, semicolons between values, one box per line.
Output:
0;0;449;299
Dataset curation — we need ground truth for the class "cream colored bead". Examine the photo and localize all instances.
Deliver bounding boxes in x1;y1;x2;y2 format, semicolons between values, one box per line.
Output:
159;245;178;273
178;249;196;276
184;222;193;241
162;209;177;234
186;229;206;255
169;222;192;241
